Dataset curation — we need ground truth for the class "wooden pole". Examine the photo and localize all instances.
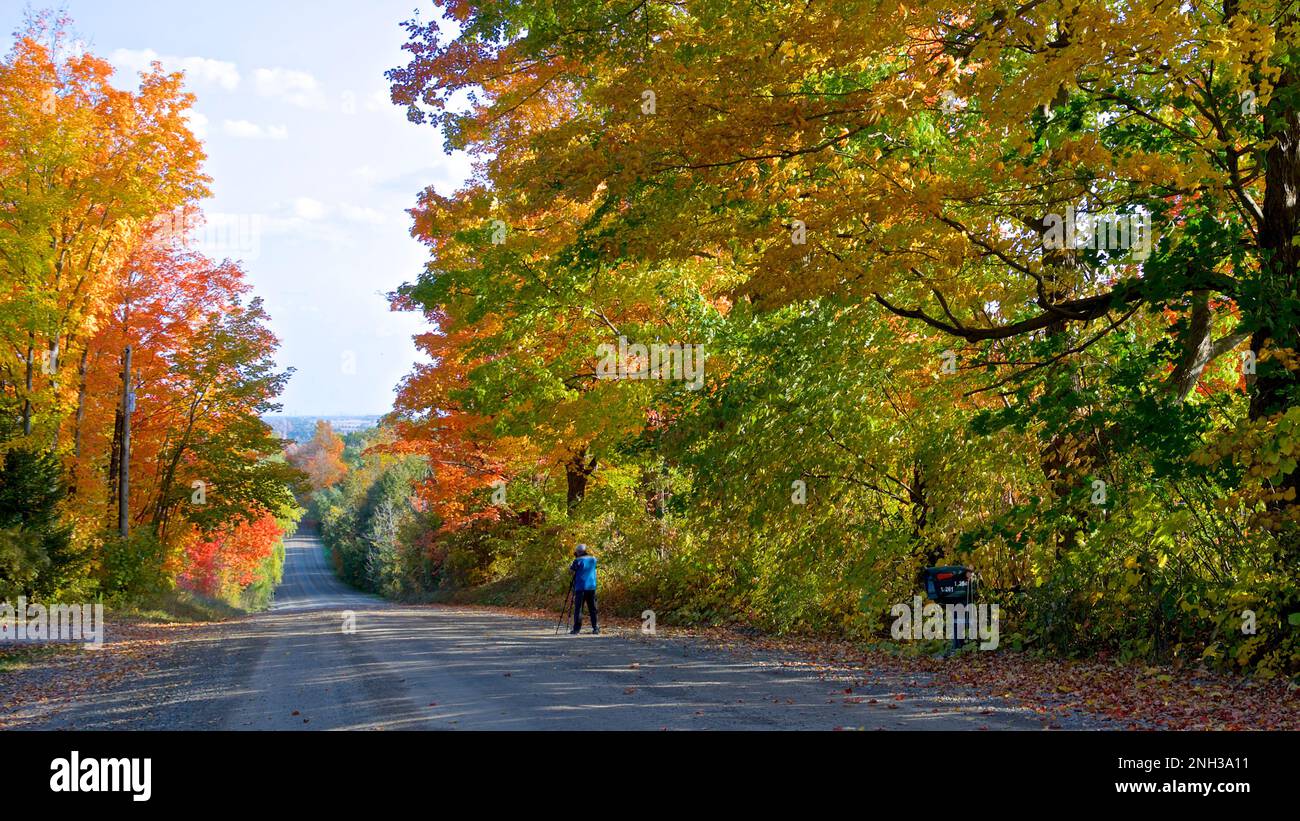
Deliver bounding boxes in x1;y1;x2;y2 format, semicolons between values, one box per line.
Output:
119;345;132;539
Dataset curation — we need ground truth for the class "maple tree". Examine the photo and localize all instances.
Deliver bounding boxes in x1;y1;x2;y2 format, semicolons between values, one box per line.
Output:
287;420;348;491
0;13;303;606
0;13;208;446
375;0;1300;675
178;508;285;601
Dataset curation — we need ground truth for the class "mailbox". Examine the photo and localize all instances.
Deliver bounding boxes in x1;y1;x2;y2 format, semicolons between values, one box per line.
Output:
923;565;975;652
923;565;973;604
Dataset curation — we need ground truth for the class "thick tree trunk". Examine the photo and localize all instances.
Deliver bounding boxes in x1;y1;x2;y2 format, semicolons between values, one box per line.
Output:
1247;43;1300;545
909;463;942;566
565;450;597;510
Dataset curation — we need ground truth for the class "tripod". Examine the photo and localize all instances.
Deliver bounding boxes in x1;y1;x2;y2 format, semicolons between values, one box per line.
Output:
553;583;575;634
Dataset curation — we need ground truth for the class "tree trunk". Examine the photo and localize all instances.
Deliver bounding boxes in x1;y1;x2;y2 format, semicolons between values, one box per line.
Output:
565;450;597;510
1247;38;1300;546
21;333;33;437
47;336;59;449
108;407;122;513
72;346;89;459
909;463;941;566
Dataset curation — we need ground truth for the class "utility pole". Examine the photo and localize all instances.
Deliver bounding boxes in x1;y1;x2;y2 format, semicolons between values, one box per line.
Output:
119;345;133;539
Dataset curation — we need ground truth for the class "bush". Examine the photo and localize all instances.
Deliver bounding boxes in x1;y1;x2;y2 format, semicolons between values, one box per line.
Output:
100;527;174;603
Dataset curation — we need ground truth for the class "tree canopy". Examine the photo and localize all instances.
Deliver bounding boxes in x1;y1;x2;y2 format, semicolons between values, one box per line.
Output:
377;0;1300;675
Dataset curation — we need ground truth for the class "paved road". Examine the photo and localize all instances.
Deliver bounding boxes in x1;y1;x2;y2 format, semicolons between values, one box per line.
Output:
7;531;1075;730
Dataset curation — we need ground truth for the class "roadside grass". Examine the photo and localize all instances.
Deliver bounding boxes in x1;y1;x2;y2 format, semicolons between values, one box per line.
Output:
0;643;75;675
113;588;247;623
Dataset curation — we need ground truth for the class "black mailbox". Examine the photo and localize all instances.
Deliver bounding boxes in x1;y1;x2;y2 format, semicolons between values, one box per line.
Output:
923;566;976;652
923;565;973;604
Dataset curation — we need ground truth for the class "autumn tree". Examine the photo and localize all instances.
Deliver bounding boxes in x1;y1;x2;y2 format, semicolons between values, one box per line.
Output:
390;0;1294;521
288;421;348;491
0;11;207;447
381;1;1300;672
0;13;300;603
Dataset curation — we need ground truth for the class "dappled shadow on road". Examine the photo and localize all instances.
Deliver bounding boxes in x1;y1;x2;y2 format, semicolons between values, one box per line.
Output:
7;530;1076;730
219;604;1056;731
2;620;261;730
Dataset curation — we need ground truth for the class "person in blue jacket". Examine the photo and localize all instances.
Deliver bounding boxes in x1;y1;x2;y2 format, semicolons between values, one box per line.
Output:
569;544;598;634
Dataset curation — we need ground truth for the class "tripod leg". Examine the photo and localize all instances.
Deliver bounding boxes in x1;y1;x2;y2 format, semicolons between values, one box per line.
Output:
555;588;574;634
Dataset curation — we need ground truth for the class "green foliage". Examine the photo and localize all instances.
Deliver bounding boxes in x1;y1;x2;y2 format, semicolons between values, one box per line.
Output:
314;427;431;599
0;526;50;603
352;0;1300;682
100;527;173;603
238;536;285;611
0;445;76;599
339;295;1297;679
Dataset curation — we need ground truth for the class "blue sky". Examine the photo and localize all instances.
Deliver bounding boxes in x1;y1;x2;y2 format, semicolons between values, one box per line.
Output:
2;0;471;415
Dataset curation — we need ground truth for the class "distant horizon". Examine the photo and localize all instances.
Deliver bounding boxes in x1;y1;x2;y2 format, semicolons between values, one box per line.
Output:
262;413;384;418
263;413;385;442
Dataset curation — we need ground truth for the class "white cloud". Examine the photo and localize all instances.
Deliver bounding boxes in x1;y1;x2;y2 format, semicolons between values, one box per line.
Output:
260;214;353;248
292;198;328;220
223;120;289;140
184;111;209;139
254;67;328;110
110;48;240;91
256;198;388;244
338;204;387;225
351;165;379;184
